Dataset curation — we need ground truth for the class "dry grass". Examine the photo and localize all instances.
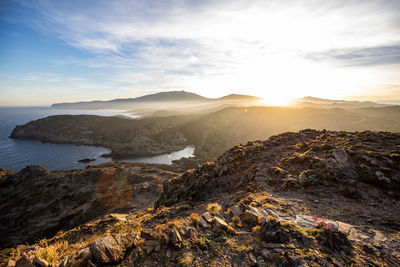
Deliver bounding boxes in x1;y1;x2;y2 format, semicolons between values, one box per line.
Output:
207;203;222;214
232;216;240;223
252;225;262;233
35;240;68;265
227;223;238;235
178;251;194;266
225;237;253;252
190;213;200;227
249;202;258;207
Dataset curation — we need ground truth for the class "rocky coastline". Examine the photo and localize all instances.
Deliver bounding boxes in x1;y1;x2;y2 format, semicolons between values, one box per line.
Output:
9;115;191;158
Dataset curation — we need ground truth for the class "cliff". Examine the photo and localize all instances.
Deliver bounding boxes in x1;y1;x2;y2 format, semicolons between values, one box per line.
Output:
1;130;400;266
9;115;191;157
9;106;400;164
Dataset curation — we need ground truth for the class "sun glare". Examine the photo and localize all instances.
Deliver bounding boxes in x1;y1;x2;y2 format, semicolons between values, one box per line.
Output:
260;96;294;106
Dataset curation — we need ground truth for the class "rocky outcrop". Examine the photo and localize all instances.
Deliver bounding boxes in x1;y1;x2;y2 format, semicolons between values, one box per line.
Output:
9;115;190;157
0;162;180;249
157;130;400;208
1;130;400;266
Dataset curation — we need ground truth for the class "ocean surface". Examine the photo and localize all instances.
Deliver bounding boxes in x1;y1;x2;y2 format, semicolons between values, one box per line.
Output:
0;107;194;172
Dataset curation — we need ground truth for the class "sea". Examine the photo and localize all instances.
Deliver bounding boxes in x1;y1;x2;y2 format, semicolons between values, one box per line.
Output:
0;107;194;172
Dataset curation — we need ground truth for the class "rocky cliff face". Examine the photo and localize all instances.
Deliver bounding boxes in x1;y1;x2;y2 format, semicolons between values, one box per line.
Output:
0;162;180;250
10;115;190;157
1;130;400;266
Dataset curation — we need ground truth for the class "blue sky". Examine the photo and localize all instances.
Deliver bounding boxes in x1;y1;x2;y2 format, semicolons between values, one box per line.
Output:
0;0;399;106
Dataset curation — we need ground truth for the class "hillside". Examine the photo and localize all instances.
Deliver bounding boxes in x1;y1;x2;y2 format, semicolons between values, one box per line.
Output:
293;97;387;109
1;130;399;266
10;106;400;165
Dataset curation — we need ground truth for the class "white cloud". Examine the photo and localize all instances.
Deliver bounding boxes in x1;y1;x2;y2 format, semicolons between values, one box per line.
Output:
13;0;400;103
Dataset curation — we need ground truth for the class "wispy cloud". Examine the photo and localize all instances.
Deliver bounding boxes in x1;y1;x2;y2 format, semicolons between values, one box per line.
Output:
306;46;400;67
2;0;400;104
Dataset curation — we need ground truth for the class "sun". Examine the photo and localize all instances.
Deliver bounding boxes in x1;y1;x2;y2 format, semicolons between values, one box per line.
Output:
259;95;294;106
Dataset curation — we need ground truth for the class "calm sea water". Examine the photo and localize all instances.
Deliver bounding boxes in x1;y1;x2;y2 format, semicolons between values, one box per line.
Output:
0;107;194;172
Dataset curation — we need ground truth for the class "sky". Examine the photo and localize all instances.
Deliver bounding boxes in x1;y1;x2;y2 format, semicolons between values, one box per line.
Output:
0;0;399;106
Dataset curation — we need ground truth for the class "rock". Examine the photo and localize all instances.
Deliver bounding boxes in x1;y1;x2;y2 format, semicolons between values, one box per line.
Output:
260;209;279;219
167;228;182;248
333;150;357;178
298;170;318;186
77;158;96;163
376;171;390;183
263;243;282;249
243;210;260;225
202;212;214;223
295;215;338;230
214;216;228;229
66;247;93;267
254;176;268;185
17;165;48;181
199;216;209;228
230;205;243;217
15;255;34;267
144;240;161;254
89;233;137;264
356;189;370;200
262;219;290;243
0;162;177;250
261;249;272;259
33;257;48;267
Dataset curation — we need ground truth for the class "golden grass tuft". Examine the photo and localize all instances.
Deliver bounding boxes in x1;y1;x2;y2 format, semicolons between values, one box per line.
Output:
252;225;262;233
190;213;200;227
35;240;68;265
232;216;240;223
178;251;194;266
207;203;222;214
227;223;238;235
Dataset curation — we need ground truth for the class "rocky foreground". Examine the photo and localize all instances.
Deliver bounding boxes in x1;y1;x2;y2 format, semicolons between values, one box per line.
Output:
1;130;400;266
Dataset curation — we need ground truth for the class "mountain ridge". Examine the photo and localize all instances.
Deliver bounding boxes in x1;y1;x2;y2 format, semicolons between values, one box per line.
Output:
51;91;262;109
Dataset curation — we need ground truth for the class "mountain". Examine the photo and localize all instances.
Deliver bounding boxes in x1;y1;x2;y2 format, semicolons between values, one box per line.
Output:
293;96;387;109
218;94;262;101
51;91;261;111
1;130;400;266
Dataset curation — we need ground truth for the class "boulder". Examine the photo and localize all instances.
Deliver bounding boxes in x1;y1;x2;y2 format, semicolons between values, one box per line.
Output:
243;210;260;225
202;212;214;223
89;233;137;264
298;170;318;186
65;247;93;267
214;216;228;229
15;255;34;267
143;240;161;254
199;216;209;228
295;215;338;231
230;205;243;217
